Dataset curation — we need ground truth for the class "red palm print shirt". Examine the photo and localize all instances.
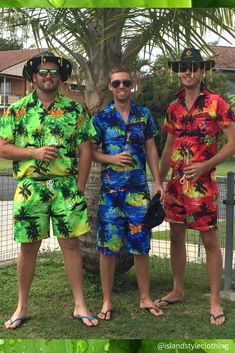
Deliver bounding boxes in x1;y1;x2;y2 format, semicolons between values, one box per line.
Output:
163;85;235;176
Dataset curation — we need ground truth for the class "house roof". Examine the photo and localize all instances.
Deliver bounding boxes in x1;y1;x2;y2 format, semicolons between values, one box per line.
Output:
0;48;47;72
1;45;234;77
210;45;235;71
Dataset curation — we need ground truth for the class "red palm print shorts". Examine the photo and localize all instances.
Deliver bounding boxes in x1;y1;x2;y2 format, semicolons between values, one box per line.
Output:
164;170;219;231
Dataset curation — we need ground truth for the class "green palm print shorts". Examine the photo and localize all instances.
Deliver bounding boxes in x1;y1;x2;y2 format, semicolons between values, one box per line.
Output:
13;176;90;243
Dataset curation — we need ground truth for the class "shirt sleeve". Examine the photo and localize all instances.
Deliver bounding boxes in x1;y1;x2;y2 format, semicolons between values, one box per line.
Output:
162;104;175;135
0;108;16;143
215;95;235;130
90;113;103;145
76;106;97;145
144;109;157;140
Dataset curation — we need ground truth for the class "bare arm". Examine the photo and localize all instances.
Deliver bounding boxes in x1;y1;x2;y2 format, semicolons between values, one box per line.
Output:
145;137;163;196
91;143;132;167
77;140;93;193
0;137;59;162
184;122;235;179
159;133;175;182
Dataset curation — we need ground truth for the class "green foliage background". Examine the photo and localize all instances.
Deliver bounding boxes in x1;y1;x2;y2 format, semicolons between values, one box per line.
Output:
0;2;234;353
192;0;235;7
0;38;23;50
0;0;191;8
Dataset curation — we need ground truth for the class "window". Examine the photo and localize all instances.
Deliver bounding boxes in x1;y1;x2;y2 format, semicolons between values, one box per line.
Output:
0;81;11;94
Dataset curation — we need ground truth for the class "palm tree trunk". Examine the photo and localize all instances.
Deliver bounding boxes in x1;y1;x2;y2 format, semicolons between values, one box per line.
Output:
81;162;134;273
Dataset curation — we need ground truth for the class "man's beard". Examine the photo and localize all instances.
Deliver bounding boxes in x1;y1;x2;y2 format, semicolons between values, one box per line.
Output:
37;79;58;94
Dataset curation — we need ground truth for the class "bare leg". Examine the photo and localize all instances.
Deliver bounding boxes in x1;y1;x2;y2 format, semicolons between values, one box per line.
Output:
98;253;115;320
58;237;98;327
4;240;42;329
200;230;225;325
135;254;163;317
155;223;186;306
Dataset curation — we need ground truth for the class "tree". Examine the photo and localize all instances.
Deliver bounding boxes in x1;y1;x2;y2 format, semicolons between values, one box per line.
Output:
1;8;234;114
0;37;23;50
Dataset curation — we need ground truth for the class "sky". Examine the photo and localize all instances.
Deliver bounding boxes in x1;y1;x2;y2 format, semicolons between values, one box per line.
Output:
205;29;235;46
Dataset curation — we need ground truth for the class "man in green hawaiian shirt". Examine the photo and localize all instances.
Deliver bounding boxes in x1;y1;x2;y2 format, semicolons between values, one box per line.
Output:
0;52;98;328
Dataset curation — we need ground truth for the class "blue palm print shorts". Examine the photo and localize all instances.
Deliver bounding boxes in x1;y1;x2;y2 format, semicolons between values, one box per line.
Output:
13;176;89;243
96;190;151;255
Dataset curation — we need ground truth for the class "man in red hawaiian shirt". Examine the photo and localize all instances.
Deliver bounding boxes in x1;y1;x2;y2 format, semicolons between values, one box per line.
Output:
156;48;235;325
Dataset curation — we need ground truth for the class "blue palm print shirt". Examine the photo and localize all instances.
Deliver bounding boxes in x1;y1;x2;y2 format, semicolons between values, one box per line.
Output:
92;100;157;193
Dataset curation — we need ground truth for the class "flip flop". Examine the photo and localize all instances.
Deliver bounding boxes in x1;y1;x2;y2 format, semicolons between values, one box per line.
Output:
209;312;226;325
4;316;30;329
141;307;163;317
155;298;183;307
73;314;98;327
97;309;114;321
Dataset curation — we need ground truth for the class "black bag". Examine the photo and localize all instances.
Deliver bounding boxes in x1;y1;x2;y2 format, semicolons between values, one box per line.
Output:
144;192;165;230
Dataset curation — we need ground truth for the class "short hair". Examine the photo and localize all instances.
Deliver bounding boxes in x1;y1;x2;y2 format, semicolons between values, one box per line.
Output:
109;65;133;82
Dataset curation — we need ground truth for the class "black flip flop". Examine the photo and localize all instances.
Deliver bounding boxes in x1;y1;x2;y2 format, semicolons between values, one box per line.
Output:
98;309;114;321
209;312;226;325
4;316;30;329
141;307;163;317
156;298;183;307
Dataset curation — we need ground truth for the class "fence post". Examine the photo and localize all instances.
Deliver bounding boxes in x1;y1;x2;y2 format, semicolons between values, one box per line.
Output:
223;171;235;290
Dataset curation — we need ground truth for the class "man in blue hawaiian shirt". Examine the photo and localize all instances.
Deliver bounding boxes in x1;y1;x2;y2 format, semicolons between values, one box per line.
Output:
91;65;164;320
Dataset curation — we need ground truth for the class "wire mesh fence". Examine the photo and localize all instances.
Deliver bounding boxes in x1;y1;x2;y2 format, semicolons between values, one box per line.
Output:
148;176;235;283
0;169;234;286
0;169;59;263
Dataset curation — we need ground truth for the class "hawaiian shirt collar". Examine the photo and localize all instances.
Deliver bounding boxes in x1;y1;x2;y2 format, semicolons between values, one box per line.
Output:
31;89;62;106
104;100;138;115
176;82;210;100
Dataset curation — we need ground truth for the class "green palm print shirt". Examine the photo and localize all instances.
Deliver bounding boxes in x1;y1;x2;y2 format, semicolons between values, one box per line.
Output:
0;91;96;180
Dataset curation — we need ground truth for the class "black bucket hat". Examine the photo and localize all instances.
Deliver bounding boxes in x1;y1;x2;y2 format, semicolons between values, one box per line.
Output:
168;47;215;73
144;192;165;230
22;51;72;82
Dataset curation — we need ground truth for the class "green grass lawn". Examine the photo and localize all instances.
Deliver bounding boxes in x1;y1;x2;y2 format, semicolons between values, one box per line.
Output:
0;158;12;170
216;158;235;176
0;252;234;339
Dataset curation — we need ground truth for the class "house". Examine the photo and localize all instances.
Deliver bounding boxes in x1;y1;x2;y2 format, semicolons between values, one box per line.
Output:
0;48;85;114
210;45;235;94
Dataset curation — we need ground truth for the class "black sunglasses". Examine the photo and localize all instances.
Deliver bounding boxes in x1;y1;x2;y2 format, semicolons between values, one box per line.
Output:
111;80;132;88
36;68;60;78
179;63;201;73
